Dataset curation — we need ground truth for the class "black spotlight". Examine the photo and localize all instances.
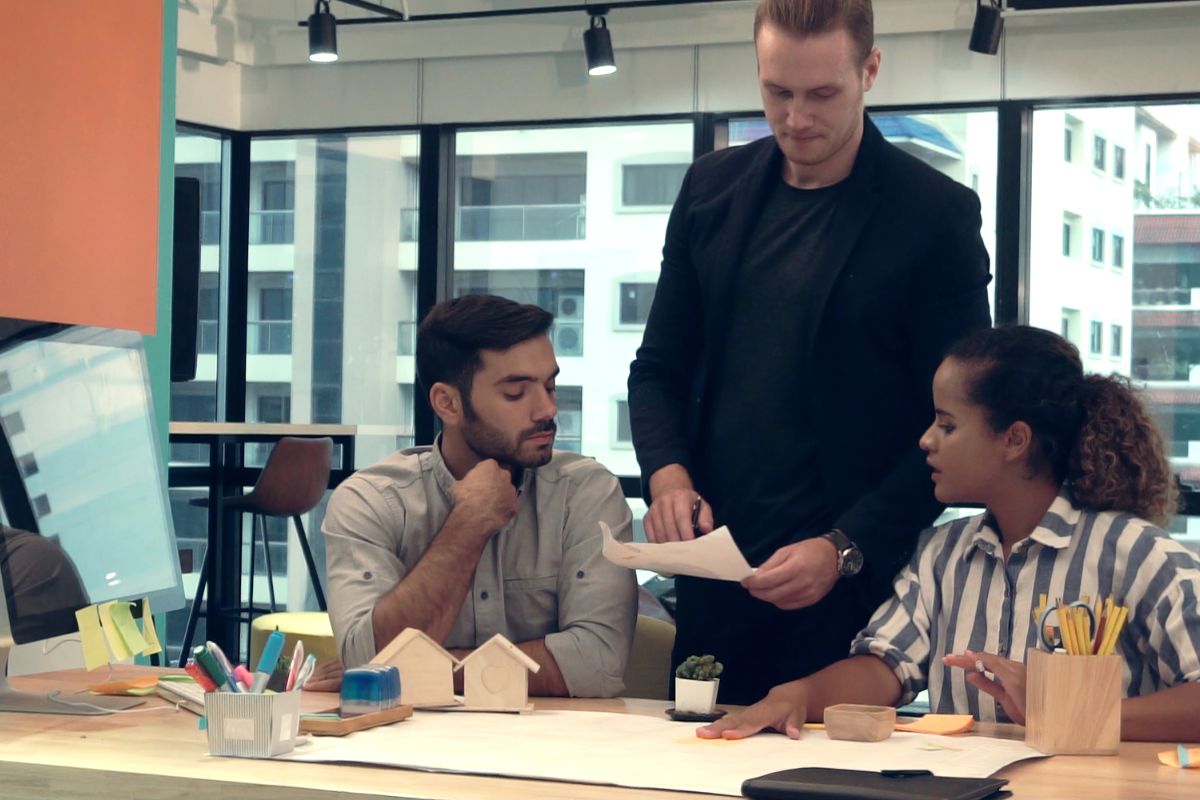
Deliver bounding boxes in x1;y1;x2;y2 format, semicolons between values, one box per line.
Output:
969;0;1004;56
309;0;338;63
584;13;617;76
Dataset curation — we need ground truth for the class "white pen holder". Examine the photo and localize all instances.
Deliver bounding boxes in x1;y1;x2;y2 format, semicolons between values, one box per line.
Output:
205;690;302;758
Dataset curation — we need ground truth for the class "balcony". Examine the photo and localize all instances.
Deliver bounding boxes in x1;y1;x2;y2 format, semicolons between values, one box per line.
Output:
1133;287;1197;307
456;204;585;242
250;209;294;245
248;320;293;355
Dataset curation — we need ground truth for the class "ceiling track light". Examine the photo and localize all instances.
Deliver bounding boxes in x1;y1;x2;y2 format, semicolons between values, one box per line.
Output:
584;11;617;76
969;0;1004;56
309;0;339;63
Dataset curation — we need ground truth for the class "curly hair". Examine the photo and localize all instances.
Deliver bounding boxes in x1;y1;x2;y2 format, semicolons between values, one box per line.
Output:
947;325;1177;526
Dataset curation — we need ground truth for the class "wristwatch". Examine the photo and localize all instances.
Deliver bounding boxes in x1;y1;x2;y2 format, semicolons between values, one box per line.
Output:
821;528;864;577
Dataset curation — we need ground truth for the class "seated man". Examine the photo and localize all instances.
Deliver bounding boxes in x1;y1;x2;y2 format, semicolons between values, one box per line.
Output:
324;294;637;697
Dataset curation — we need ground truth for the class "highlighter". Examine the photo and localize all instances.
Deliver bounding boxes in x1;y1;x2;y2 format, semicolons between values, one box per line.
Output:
252;629;286;693
194;644;240;693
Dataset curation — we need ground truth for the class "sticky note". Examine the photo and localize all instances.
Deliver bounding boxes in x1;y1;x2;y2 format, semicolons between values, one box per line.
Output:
107;601;149;655
139;596;162;656
87;675;160;695
97;601;134;661
1159;745;1200;769
74;605;110;671
895;714;975;735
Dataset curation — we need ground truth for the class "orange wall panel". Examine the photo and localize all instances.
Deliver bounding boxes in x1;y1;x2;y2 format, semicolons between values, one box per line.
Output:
0;5;164;334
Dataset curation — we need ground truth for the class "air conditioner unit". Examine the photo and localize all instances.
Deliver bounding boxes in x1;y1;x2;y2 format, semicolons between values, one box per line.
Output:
553;322;584;357
557;294;585;321
556;409;582;438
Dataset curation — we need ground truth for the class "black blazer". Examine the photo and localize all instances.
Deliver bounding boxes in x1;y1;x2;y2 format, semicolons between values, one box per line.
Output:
627;117;992;606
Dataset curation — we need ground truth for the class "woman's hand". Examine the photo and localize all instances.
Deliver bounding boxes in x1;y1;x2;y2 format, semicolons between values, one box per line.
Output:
943;650;1027;724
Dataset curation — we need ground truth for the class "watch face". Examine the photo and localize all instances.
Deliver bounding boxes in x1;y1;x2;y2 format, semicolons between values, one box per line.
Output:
840;547;864;576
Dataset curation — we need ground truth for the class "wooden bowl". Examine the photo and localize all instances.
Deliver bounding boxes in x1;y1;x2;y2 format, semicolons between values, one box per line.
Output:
823;703;896;742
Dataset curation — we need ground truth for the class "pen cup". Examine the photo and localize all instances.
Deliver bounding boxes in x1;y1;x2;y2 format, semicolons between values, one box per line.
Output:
1024;647;1121;755
204;690;302;758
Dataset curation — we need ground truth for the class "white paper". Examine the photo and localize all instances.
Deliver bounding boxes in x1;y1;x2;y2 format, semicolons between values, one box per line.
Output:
281;708;1045;796
600;521;755;581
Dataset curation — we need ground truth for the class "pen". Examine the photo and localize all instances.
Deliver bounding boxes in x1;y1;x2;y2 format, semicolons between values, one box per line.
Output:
252;629;286;693
285;640;305;692
293;653;317;691
205;640;236;680
691;495;703;536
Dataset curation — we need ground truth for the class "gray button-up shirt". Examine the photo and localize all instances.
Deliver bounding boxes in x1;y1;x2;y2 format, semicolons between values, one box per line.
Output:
323;443;637;698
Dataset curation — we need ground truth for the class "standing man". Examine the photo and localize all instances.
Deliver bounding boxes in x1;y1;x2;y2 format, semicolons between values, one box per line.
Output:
325;294;636;698
628;0;991;704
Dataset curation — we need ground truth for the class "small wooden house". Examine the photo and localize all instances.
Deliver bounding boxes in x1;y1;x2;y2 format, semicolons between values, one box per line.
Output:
370;627;460;707
459;633;540;710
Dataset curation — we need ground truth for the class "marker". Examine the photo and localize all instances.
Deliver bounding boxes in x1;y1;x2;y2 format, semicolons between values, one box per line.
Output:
184;661;219;692
293;653;317;691
252;629;286;693
285;640;305;692
205;640;236;680
233;664;255;693
194;644;240;693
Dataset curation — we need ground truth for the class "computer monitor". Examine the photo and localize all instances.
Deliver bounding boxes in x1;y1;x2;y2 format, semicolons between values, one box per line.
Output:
0;324;185;714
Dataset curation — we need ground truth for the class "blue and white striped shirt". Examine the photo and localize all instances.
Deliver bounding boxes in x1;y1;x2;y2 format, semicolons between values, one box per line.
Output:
849;486;1200;722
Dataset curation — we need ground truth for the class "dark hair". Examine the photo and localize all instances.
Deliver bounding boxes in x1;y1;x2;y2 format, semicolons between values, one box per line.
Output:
416;294;554;402
947;325;1177;525
753;0;875;62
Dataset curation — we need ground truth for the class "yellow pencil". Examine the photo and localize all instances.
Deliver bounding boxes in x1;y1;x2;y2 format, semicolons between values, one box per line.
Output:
1075;608;1090;657
1059;602;1077;654
1102;606;1129;656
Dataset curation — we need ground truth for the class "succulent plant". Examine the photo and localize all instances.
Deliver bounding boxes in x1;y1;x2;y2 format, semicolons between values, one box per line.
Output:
675;654;723;681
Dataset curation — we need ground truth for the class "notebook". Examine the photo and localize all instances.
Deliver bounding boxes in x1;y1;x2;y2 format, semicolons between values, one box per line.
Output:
741;767;1009;800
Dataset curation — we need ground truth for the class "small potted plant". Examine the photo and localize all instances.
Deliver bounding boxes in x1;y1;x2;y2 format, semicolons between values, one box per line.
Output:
674;654;723;714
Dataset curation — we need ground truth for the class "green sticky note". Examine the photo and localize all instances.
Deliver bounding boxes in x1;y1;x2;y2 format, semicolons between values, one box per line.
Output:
97;601;134;661
108;601;149;655
140;596;162;656
75;605;110;671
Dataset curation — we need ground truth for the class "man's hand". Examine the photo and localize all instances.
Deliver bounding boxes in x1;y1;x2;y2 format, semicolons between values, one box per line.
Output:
645;464;713;542
449;459;519;536
696;683;809;740
742;538;839;610
943;650;1027;724
302;657;345;693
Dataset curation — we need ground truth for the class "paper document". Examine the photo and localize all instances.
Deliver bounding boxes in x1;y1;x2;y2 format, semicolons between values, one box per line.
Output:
600;521;755;581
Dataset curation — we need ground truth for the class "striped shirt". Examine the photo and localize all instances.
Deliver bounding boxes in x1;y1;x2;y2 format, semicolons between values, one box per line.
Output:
849;486;1200;722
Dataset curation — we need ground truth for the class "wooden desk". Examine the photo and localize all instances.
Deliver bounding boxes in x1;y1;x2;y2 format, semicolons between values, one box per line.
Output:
1;668;1196;799
167;422;358;663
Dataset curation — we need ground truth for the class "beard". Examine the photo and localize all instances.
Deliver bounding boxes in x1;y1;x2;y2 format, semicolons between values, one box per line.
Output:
461;409;557;470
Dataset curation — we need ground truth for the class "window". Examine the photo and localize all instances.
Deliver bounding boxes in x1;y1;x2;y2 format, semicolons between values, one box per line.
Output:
1062;220;1073;257
252;285;293;355
1091;227;1105;263
1114;145;1126;180
615;399;632;445
256;394;291;423
452;121;692;478
1112;233;1125;269
1064;127;1074;162
1090;321;1104;355
1111;324;1124;358
16;452;38;479
1093;134;1107;172
1144;142;1153;187
621;163;688;207
1061;309;1081;348
617;281;656;326
250;161;295;244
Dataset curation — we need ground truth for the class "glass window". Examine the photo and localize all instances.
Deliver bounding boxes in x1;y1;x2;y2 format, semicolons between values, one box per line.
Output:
618;281;656;326
1090;320;1104;354
615;398;632;444
1114;145;1126;180
621;163;688;207
1064;127;1073;162
1093;134;1107;172
1062;219;1073;257
1112;323;1124;358
1092;227;1106;263
1113;233;1125;269
452;121;693;478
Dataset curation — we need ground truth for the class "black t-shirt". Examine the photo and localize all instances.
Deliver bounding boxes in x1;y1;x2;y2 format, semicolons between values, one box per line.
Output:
700;177;842;564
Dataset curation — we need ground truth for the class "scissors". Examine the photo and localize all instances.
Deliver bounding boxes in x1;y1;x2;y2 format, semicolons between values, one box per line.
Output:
1037;600;1095;652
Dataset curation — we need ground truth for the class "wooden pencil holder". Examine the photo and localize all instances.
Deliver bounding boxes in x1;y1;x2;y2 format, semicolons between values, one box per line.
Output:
1024;648;1121;755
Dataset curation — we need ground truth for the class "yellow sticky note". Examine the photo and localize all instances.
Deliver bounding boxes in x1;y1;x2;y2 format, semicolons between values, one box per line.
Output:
97;601;134;661
108;601;149;655
139;596;162;656
74;605;110;671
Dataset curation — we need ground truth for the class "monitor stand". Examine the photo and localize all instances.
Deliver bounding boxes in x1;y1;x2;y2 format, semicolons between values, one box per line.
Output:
0;645;145;715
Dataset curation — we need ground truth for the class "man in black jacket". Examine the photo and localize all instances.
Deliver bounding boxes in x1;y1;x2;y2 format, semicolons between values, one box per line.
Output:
627;0;991;704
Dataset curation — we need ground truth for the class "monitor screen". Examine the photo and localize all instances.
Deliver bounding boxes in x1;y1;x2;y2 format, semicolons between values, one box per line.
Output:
0;325;185;650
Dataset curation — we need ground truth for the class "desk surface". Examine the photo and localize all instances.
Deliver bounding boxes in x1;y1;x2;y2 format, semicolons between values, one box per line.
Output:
169;422;358;437
2;668;1196;799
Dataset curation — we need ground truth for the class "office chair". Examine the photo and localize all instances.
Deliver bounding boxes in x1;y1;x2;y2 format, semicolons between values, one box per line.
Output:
178;436;333;666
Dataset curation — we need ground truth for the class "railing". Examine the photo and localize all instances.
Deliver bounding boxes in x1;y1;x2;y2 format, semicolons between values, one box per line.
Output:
1133;287;1193;306
249;210;295;245
397;321;418;355
198;320;219;355
456;204;585;242
248;320;293;355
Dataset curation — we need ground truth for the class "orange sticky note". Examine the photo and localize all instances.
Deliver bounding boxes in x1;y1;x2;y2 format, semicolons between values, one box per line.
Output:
74;605;110;671
87;675;159;695
1159;746;1200;769
895;714;975;735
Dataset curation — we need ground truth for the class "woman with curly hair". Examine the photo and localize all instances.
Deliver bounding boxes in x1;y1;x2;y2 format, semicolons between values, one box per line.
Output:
699;325;1200;742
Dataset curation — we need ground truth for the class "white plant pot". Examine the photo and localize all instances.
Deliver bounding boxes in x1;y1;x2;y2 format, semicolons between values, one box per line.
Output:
674;677;720;714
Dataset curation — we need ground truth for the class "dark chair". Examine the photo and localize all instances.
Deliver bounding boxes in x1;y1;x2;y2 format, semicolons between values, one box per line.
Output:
179;437;333;666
